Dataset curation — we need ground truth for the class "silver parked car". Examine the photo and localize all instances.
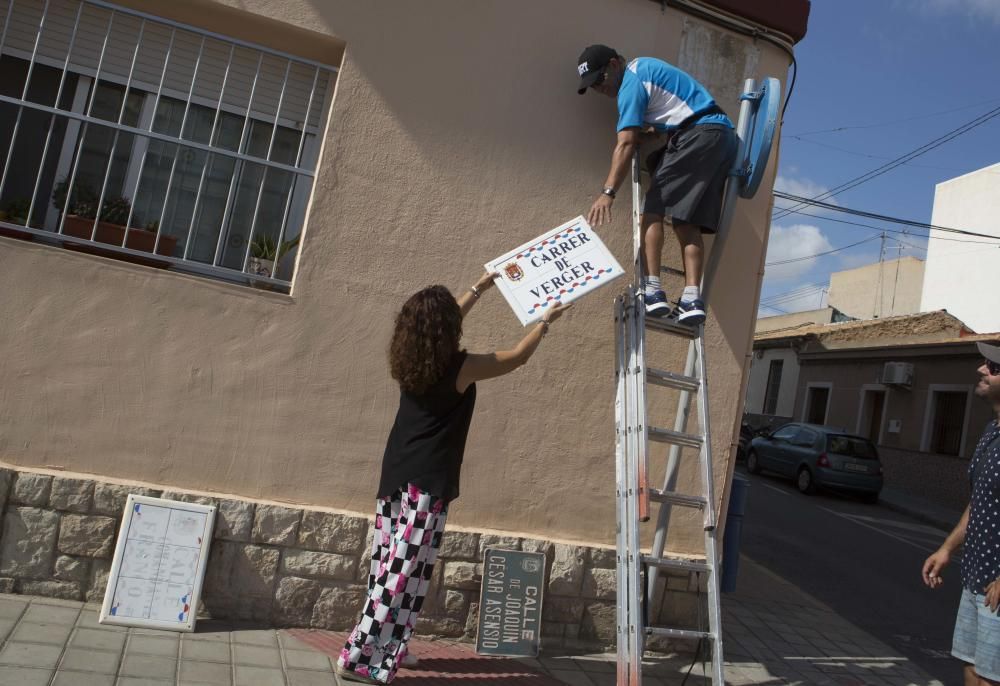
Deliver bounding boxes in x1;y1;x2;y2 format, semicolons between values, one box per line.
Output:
746;423;884;501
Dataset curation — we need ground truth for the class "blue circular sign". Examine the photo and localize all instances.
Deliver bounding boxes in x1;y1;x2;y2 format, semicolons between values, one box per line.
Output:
739;77;781;199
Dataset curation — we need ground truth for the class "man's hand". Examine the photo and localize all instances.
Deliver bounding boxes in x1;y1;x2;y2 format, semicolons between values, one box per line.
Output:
922;548;951;589
588;194;614;226
985;578;1000;612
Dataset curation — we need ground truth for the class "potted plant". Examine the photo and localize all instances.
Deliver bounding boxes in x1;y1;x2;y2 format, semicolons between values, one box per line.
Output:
53;179;178;267
0;197;35;241
248;233;299;280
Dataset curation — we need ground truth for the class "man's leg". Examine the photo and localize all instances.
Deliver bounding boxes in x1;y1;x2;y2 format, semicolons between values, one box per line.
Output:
673;222;704;289
640;213;665;279
639;213;670;316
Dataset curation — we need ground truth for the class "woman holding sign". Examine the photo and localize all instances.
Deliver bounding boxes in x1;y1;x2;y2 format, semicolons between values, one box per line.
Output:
336;273;569;685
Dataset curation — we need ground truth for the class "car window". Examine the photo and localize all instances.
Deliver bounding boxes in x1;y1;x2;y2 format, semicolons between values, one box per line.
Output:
793;429;816;447
827;435;878;459
771;425;799;440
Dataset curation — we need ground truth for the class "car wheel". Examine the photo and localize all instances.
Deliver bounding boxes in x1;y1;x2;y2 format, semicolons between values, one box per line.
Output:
796;467;816;494
861;491;880;504
746;450;761;474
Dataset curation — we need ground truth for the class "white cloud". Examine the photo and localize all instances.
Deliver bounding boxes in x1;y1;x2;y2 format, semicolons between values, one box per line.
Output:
764;223;834;282
773;175;834;201
922;0;1000;23
772;175;839;221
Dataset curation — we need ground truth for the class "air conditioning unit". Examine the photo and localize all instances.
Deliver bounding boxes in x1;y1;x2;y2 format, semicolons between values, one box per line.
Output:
882;362;914;387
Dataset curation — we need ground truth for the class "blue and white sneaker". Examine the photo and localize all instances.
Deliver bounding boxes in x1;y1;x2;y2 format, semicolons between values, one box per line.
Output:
672;298;706;326
643;290;671;317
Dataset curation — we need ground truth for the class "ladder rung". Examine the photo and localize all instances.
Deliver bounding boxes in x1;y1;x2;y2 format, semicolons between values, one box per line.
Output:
648;426;703;449
649;489;707;509
644;316;699;338
641;555;711;574
647;626;715;641
646;368;699;393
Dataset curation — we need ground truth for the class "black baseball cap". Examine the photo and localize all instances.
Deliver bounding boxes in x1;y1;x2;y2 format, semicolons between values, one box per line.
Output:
979;342;1000;365
577;44;618;94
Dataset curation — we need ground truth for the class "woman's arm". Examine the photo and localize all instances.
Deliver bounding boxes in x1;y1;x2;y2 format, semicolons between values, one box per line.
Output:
456;271;498;318
456;303;571;393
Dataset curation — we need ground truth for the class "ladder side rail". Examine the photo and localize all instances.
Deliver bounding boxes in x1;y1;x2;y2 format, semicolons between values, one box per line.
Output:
624;292;644;681
696;335;726;683
613;296;633;686
631;149;644;280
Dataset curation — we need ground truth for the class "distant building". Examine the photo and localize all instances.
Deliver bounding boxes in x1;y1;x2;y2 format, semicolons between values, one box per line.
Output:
920;162;1000;333
746;310;969;421
745;311;989;512
828;256;925;320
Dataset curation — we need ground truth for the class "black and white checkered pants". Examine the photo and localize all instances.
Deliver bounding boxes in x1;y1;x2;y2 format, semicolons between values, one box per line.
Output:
337;483;448;684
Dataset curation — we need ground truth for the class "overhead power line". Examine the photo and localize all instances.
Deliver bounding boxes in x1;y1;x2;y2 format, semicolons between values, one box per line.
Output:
773;191;1000;242
784;97;1000;137
773;104;1000;220
771;205;1000;245
764;235;881;267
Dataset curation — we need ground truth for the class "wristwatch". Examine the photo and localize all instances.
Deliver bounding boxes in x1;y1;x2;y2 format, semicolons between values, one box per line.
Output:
601;187;616;198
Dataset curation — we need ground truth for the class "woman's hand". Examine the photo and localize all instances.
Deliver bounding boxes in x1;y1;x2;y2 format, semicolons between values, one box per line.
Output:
474;271;498;294
542;302;572;324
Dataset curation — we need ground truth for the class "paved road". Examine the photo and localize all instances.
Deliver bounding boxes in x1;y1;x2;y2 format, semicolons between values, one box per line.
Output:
738;466;964;685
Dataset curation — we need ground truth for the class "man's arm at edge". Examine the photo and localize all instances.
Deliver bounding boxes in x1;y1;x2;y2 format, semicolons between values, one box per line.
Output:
602;128;642;192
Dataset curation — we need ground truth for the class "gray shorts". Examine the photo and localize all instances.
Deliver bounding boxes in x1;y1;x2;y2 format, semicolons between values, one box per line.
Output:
642;124;738;233
953;587;1000;681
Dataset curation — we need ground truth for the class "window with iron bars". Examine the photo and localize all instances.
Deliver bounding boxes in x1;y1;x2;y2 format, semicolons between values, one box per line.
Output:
0;0;337;291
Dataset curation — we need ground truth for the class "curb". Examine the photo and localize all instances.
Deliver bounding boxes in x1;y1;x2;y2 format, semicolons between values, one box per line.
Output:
878;492;959;532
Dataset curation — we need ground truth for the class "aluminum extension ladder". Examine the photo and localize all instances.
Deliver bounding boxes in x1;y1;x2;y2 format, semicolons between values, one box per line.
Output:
612;77;779;685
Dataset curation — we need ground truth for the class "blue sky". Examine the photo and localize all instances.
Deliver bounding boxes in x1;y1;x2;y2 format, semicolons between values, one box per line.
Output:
761;0;1000;316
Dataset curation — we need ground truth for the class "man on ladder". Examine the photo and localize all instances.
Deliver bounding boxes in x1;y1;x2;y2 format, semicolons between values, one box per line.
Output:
577;44;738;325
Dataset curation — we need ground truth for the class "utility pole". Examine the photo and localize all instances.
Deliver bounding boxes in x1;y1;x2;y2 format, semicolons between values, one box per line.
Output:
874;231;886;318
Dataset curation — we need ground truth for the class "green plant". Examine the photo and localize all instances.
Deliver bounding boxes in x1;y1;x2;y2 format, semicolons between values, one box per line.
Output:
250;233;299;261
99;196;131;225
144;219;160;233
52;179;97;216
3;197;31;224
51;180;132;225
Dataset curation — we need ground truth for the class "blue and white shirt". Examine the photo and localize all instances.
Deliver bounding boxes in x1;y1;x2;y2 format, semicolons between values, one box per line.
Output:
962;420;1000;595
617;57;732;133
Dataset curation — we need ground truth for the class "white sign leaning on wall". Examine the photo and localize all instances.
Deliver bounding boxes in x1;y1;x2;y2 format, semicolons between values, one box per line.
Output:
100;495;216;632
486;216;624;325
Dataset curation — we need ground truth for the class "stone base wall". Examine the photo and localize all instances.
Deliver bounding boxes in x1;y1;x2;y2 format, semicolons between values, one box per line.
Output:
0;466;703;652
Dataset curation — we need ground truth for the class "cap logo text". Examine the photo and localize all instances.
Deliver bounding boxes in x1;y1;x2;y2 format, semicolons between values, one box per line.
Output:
577;62;589;76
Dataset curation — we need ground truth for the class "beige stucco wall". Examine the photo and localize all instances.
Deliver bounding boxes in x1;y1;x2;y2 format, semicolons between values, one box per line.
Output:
793;350;991;458
827;256;925;321
745;347;800;417
0;0;790;553
754;307;835;334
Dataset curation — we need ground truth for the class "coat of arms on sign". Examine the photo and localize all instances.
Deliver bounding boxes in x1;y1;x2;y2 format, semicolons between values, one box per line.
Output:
504;262;524;281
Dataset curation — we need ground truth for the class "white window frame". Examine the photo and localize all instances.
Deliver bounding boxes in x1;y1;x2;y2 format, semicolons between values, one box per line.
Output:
855;383;889;445
920;384;973;456
801;382;833;426
0;0;337;291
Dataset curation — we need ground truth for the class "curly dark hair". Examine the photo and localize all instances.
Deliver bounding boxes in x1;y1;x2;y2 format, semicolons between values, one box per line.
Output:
389;285;463;394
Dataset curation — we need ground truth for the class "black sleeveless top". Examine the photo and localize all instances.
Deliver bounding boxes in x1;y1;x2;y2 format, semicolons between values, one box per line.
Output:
377;352;477;502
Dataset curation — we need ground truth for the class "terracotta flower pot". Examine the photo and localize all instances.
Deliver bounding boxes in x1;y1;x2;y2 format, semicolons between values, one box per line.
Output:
61;215;179;268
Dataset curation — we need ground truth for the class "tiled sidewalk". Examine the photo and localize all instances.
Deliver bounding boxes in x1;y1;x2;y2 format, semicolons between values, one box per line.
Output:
0;556;948;686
